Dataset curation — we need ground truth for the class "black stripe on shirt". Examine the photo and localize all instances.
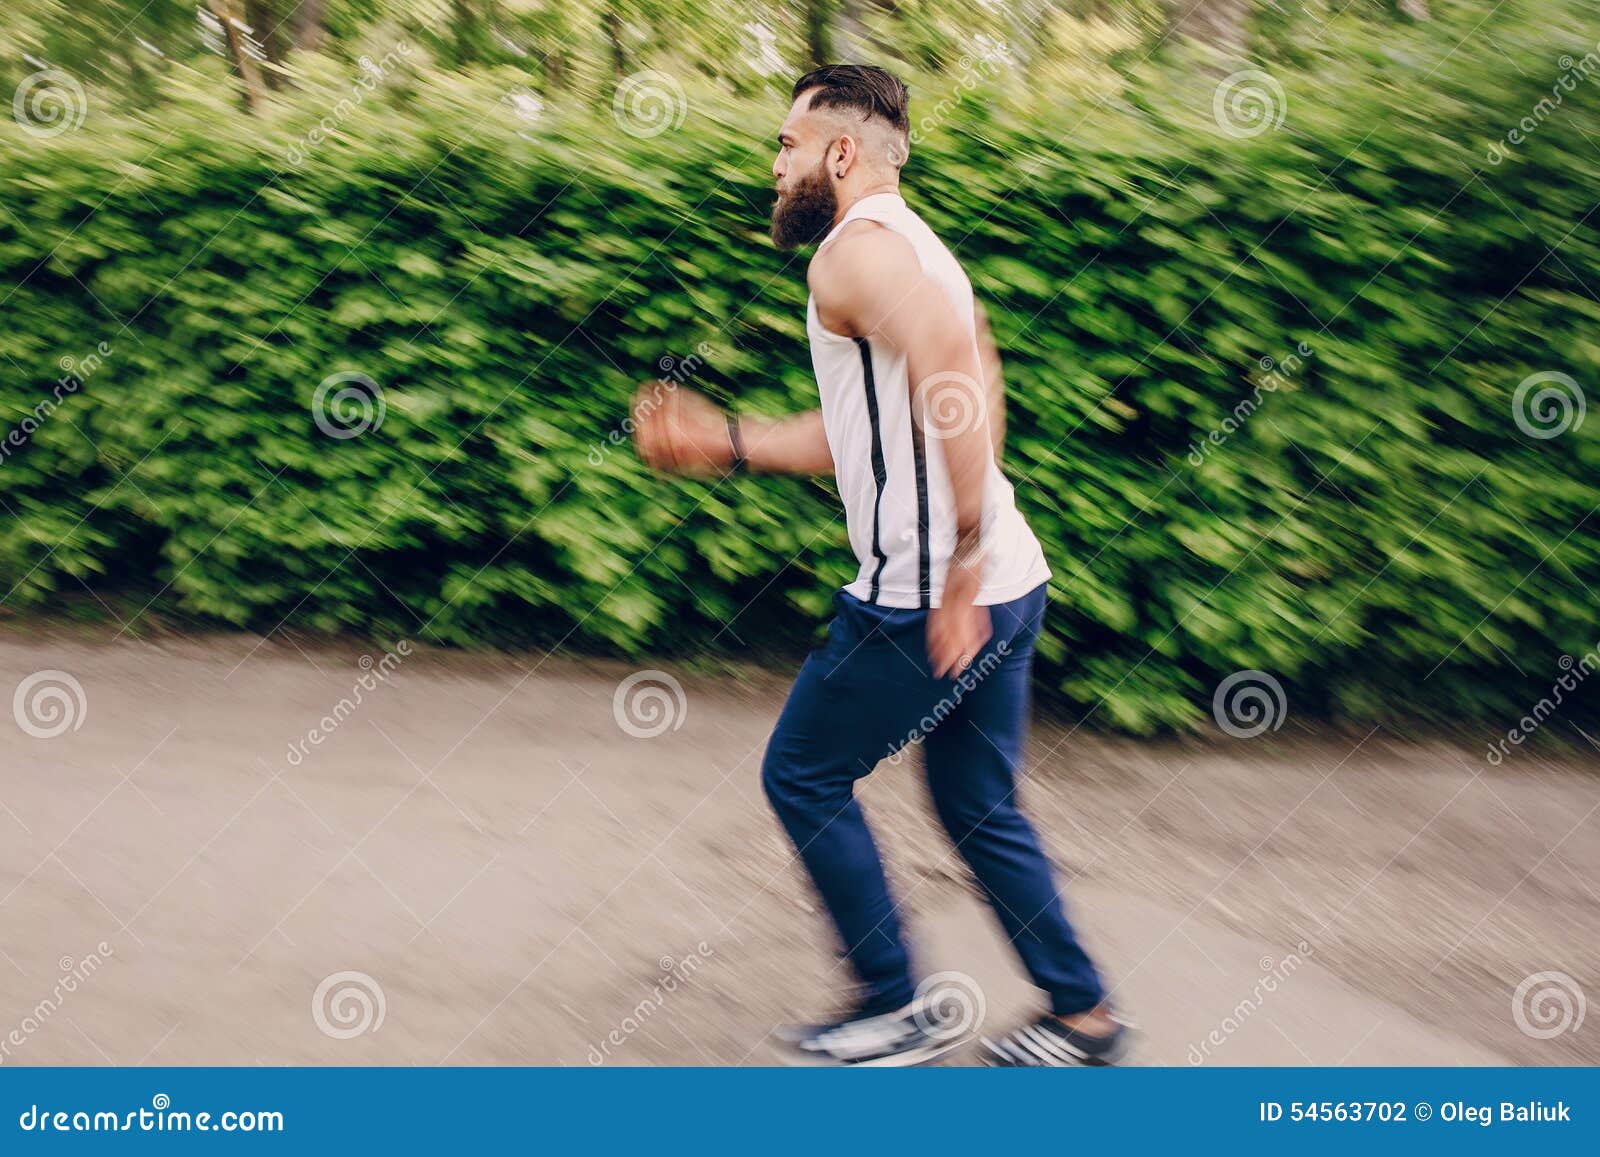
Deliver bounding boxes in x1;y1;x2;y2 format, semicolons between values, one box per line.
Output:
907;397;932;609
856;338;890;604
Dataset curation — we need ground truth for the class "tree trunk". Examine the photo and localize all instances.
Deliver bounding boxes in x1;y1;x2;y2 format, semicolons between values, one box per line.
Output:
804;0;832;68
835;0;870;61
291;0;326;53
1163;0;1253;59
244;0;290;89
451;0;490;67
207;0;265;113
601;4;628;80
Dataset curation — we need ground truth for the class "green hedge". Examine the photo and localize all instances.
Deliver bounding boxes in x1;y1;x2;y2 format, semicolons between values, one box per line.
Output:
2;12;1598;732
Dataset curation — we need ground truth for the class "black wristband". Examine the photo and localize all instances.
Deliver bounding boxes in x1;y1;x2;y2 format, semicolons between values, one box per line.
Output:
726;412;747;475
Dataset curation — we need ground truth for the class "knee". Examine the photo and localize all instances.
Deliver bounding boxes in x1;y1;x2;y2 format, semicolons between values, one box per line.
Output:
760;746;792;809
761;743;812;815
932;795;982;843
762;743;848;819
931;786;1020;844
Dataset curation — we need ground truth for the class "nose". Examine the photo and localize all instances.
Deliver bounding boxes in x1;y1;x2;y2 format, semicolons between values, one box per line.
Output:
772;153;784;183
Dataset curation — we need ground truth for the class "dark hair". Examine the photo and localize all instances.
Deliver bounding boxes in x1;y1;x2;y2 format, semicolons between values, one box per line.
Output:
791;64;910;134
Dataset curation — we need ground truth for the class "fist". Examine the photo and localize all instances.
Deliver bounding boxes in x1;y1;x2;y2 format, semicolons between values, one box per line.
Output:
631;382;732;477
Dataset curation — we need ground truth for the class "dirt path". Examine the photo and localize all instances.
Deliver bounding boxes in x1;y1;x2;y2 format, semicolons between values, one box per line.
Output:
1;629;1595;1066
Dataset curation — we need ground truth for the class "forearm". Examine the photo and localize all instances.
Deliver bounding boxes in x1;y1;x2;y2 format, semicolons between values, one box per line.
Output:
910;337;990;558
736;409;835;476
974;303;1007;459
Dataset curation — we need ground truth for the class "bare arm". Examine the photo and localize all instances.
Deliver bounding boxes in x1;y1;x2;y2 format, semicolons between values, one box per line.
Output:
740;409;834;475
632;382;833;476
974;301;1006;459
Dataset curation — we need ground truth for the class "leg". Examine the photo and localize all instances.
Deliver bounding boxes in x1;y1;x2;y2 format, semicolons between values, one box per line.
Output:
922;587;1106;1015
761;595;935;1011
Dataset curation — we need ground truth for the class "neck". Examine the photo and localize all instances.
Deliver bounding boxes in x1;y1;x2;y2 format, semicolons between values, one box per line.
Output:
833;181;900;225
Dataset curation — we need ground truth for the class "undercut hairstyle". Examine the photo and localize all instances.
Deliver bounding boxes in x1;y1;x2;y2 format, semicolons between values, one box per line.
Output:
792;64;910;134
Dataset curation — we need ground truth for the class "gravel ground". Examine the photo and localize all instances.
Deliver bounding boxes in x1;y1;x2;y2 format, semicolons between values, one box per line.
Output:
0;627;1593;1066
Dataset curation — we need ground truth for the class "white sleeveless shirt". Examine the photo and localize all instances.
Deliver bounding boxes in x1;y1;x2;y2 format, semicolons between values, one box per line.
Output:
806;192;1050;609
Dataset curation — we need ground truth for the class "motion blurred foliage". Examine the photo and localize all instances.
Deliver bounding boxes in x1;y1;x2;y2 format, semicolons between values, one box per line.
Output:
0;0;1597;732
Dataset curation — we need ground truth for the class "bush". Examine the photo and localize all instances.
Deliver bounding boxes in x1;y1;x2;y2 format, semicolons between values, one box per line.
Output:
1;10;1597;732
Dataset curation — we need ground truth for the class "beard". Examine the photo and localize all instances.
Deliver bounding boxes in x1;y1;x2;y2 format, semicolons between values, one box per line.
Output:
770;161;839;250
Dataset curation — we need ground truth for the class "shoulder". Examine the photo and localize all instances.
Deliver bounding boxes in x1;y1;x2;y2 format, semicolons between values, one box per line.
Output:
809;219;919;281
807;221;924;336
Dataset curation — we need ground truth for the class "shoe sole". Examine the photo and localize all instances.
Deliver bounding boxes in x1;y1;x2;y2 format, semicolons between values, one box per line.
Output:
775;1032;972;1068
978;1029;1135;1068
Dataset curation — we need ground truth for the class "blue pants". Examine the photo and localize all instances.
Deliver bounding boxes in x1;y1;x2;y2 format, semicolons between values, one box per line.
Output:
761;583;1105;1016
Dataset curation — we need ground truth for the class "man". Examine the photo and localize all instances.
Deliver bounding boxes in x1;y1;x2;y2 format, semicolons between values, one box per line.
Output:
633;64;1127;1067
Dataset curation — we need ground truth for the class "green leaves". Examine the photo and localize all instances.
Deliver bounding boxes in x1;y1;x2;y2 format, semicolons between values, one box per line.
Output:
1;10;1597;733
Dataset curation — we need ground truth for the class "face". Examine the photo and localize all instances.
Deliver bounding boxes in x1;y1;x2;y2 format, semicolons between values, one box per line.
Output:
770;93;840;251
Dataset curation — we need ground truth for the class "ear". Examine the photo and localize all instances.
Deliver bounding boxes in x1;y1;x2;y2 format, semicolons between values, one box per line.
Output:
832;135;858;179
